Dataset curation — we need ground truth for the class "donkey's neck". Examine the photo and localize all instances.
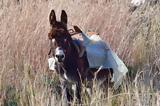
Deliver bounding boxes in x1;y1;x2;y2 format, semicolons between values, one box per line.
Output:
64;42;79;70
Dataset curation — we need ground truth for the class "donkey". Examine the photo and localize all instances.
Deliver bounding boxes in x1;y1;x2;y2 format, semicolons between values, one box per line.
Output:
48;10;113;105
48;10;82;105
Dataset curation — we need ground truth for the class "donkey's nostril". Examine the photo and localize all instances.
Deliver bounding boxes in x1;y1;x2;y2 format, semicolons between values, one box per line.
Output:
61;55;64;59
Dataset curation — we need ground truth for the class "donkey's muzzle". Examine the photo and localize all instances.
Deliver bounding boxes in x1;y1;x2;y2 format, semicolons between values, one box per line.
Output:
55;54;65;62
55;47;65;62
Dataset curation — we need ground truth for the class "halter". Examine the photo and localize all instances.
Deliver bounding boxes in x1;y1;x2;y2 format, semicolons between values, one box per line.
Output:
48;28;80;57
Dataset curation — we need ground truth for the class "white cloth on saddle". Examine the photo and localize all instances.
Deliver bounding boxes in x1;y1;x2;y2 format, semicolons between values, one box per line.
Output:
81;33;128;89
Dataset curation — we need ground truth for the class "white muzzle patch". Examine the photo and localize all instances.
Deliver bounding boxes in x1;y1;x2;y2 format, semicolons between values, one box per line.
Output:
55;47;65;62
55;47;65;55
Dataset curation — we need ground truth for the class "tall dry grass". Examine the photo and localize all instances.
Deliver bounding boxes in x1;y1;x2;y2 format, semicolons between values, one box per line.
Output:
0;0;160;106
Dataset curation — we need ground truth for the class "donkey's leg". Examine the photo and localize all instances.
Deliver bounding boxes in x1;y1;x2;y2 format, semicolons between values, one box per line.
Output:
86;82;93;98
76;82;82;104
61;81;72;106
72;83;82;104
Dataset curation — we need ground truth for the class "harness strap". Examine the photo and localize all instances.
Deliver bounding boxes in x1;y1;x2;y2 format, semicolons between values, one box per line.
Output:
48;48;52;56
68;29;80;36
73;40;85;58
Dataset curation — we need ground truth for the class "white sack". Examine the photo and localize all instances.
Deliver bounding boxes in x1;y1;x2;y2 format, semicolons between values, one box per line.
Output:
81;33;128;89
48;57;56;71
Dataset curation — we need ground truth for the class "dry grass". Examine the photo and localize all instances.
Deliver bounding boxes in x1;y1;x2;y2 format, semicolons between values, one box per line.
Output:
0;0;160;106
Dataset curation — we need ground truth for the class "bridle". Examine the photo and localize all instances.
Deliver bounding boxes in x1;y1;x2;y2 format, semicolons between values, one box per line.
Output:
48;39;54;57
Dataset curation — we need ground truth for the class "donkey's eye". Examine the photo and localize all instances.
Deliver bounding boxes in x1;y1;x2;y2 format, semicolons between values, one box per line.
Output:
48;32;52;39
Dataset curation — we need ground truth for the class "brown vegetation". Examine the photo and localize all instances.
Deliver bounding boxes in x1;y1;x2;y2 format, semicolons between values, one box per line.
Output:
0;0;160;105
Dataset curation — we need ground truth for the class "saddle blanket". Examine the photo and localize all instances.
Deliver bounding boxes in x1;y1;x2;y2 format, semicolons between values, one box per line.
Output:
80;32;128;89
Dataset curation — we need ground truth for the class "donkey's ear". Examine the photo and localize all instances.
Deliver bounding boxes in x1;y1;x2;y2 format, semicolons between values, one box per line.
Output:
73;26;82;33
61;10;67;24
49;10;56;26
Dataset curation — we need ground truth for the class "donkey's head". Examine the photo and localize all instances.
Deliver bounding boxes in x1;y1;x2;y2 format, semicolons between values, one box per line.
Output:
48;10;73;62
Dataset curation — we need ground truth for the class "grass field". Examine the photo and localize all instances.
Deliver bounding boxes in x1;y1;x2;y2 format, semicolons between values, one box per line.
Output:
0;0;160;105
